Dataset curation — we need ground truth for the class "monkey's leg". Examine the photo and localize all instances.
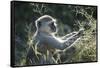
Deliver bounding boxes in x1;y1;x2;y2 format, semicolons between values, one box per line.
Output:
26;47;37;65
39;51;58;64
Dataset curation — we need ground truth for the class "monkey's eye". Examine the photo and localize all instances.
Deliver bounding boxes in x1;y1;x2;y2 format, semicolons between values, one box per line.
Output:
50;22;54;26
49;22;54;27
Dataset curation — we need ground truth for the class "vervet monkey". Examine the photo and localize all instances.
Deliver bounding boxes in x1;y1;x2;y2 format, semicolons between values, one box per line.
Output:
26;15;84;65
34;15;83;50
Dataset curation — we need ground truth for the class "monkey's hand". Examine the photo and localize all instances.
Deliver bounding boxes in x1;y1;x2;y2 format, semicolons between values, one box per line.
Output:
77;28;84;36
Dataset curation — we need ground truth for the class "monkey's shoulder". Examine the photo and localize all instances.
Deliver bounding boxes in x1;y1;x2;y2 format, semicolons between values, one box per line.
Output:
34;32;52;42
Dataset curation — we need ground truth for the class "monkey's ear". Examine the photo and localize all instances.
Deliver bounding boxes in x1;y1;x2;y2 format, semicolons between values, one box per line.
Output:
37;21;41;28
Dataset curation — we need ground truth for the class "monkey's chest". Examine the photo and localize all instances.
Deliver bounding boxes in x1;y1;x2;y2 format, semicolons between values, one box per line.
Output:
37;43;55;54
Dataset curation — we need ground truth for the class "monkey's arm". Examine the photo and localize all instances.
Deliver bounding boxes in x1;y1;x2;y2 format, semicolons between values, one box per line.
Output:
63;28;84;47
41;34;78;50
41;29;83;50
61;32;77;40
63;33;80;48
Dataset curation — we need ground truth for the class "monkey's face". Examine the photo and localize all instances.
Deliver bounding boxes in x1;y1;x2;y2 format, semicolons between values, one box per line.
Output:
48;21;57;33
38;20;57;33
36;15;57;33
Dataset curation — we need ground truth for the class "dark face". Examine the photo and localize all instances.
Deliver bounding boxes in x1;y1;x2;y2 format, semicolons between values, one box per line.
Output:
49;21;57;32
